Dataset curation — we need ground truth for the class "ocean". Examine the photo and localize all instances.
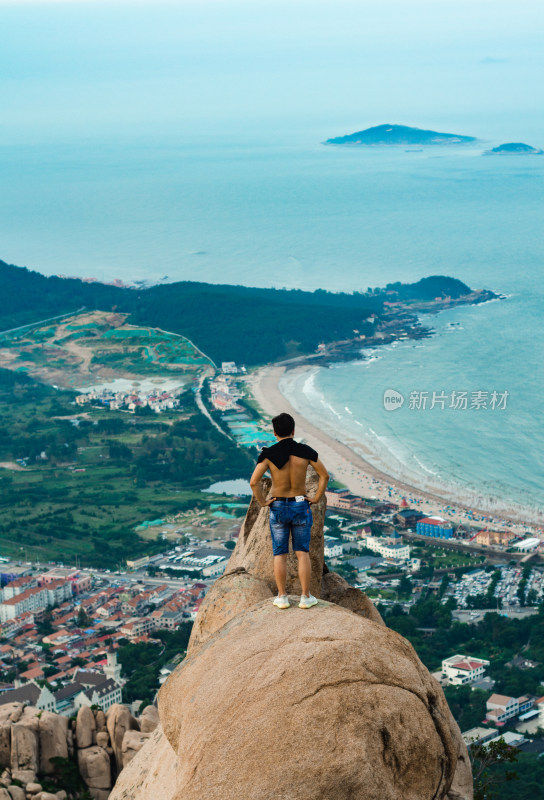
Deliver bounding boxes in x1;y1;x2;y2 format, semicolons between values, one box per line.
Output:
1;134;543;520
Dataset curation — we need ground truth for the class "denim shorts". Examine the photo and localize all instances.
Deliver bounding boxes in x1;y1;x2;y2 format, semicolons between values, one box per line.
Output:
269;499;313;555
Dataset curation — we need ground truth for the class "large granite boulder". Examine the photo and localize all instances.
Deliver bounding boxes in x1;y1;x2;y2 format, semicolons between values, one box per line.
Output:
77;745;111;791
10;709;39;784
75;706;96;750
38;712;68;774
187;568;273;655
110;476;472;800
106;705;139;774
159;599;469;800
0;704;23;770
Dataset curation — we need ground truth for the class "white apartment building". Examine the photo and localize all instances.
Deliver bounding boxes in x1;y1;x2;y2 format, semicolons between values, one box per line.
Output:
442;655;490;685
324;536;343;558
486;694;520;724
365;535;411;561
0;579;72;622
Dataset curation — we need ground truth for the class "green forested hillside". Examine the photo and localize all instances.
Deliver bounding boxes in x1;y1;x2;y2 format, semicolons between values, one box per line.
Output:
0;260;473;366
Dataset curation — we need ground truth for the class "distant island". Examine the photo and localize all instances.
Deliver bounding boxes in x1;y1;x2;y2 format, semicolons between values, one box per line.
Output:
484;142;544;155
325;124;477;146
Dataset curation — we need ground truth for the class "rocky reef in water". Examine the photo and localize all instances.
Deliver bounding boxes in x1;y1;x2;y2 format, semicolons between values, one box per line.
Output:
111;470;473;800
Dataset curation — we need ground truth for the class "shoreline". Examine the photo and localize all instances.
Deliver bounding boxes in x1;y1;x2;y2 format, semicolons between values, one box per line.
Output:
246;364;543;536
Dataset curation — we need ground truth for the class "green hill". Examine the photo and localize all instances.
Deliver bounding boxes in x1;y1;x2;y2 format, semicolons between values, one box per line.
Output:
0;260;474;366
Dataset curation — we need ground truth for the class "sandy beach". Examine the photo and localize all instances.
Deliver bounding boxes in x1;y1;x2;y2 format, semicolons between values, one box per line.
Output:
246;364;543;537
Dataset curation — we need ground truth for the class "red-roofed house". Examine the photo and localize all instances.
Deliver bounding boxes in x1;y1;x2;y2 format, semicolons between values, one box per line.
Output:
19;666;45;681
442;654;490;685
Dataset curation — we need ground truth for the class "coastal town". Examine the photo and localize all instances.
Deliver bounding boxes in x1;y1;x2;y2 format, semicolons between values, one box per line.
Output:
2;473;544;758
1;301;543;796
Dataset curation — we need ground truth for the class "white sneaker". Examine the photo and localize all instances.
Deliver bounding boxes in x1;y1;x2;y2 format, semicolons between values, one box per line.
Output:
299;594;318;609
273;595;290;609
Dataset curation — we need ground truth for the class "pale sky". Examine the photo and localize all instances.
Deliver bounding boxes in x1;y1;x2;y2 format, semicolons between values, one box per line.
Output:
0;0;542;143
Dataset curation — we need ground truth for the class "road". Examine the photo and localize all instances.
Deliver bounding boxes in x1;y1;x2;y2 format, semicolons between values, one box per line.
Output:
0;308;86;336
195;372;231;440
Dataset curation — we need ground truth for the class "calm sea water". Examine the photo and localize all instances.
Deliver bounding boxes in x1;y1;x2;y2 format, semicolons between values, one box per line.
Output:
0;135;542;516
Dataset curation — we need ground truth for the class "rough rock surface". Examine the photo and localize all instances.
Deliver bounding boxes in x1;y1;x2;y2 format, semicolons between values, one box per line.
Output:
160;599;465;800
321;568;385;625
121;731;151;768
6;786;25;800
96;731;109;749
77;745;111;790
38;712;68;775
106;706;139;775
139;706;159;734
187;568;273;654
0;705;23;771
109;726;178;800
76;706;96;750
10;710;39;784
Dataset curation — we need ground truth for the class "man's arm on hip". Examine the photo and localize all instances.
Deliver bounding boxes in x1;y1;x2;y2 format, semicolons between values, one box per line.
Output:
305;458;330;504
249;460;274;508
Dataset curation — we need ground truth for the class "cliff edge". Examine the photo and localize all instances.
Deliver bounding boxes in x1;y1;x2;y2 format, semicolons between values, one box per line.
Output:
111;470;472;800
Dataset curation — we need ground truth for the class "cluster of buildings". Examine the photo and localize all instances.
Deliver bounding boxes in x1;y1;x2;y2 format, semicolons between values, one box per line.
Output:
450;565;544;609
440;652;544;749
327;488;543;556
209;369;244;412
0;563;209;715
325;489;397;518
75;387;183;413
0;655;124;717
0;567;91;624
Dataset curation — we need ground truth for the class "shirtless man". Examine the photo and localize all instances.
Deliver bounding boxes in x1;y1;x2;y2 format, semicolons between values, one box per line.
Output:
249;412;329;609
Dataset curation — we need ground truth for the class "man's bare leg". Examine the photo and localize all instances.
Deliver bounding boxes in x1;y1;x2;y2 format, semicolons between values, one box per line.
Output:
295;550;311;597
274;554;288;596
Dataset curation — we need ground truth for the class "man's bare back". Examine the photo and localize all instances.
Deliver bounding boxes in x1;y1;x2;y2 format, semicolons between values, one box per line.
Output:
268;455;314;498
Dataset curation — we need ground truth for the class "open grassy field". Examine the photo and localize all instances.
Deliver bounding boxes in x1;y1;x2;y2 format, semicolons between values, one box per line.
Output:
0;310;212;390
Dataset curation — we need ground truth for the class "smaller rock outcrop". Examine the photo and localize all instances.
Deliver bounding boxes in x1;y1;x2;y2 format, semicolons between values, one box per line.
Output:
77;745;112;795
0;701;153;800
10;708;39;784
120;731;151;768
39;713;68;775
139;706;159;734
75;706;96;750
106;706;139;777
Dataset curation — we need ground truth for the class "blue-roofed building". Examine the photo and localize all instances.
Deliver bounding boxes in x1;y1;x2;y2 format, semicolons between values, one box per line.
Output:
416;517;454;539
